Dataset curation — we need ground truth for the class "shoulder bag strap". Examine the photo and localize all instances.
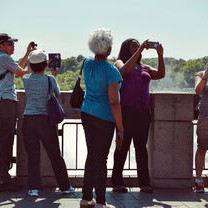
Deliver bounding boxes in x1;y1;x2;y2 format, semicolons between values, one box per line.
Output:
79;58;86;77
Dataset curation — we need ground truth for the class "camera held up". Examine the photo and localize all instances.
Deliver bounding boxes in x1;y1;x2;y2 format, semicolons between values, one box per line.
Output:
147;41;160;49
31;41;37;49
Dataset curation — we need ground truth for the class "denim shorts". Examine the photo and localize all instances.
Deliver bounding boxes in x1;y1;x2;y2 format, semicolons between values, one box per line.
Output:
196;115;208;150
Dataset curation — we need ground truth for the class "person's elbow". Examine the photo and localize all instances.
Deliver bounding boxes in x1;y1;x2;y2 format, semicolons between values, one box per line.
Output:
159;71;165;79
14;67;28;77
160;67;166;78
154;71;165;79
195;87;201;95
195;85;203;95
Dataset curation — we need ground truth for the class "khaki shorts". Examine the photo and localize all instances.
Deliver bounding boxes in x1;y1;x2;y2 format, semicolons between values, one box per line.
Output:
196;115;208;150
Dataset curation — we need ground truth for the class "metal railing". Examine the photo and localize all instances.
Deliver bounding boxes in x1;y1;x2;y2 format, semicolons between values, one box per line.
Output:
59;119;208;176
60;120;137;176
11;119;207;176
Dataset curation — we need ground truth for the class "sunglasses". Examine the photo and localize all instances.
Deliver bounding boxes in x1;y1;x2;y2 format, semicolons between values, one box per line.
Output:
5;41;15;46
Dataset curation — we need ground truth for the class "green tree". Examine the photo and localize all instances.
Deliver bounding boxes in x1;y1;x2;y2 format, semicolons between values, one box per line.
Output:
182;58;205;88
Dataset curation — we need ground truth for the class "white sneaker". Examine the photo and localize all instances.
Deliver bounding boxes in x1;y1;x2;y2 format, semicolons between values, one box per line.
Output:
62;186;75;194
28;189;39;197
94;203;116;208
80;199;96;207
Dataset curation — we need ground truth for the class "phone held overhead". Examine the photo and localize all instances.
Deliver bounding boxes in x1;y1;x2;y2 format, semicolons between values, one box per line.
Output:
147;41;160;49
48;53;61;68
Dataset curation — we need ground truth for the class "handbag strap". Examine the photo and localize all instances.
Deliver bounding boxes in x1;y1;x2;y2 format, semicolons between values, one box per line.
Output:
79;58;86;76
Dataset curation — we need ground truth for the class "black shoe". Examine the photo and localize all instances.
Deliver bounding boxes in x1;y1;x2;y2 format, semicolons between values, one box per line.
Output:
112;186;128;193
4;180;22;192
0;183;6;192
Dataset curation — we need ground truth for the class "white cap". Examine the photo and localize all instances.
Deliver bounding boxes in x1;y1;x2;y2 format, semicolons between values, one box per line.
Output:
29;49;47;64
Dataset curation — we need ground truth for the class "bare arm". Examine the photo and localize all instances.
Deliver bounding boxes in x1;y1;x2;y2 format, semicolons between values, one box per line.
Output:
116;40;148;76
108;82;123;150
18;42;35;68
195;69;208;94
14;66;30;77
148;44;165;80
14;42;35;77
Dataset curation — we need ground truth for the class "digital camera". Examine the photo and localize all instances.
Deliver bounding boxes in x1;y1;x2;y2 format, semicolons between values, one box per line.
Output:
31;41;37;48
147;41;160;49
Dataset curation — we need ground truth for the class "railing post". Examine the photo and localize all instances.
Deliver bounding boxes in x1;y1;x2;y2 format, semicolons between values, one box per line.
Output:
148;93;194;189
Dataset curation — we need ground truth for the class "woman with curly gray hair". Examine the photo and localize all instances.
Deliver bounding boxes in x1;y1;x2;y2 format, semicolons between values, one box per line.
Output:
80;28;123;208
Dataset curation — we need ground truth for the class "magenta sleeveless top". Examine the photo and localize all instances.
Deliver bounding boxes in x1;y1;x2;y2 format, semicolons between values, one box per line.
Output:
120;64;151;112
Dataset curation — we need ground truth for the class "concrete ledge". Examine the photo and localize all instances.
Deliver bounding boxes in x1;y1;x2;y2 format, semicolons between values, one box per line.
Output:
15;91;196;189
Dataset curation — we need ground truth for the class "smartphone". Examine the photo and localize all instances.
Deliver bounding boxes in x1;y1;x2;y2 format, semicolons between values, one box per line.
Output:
147;41;160;49
48;53;61;68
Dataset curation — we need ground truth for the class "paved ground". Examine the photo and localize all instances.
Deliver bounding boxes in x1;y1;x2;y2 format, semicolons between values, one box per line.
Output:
0;187;207;208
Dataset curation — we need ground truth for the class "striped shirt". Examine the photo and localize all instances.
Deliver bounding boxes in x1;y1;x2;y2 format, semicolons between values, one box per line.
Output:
0;51;18;100
23;74;60;115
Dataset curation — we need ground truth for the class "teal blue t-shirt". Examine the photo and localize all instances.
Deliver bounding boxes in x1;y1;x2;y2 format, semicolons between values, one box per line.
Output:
81;57;122;122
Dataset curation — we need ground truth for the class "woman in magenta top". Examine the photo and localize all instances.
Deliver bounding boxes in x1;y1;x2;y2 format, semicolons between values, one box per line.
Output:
111;39;165;193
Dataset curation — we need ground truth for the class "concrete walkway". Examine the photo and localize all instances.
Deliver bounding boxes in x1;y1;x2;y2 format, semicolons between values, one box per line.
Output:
0;188;207;208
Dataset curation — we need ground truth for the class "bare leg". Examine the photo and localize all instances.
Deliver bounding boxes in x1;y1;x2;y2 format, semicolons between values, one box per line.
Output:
195;147;206;179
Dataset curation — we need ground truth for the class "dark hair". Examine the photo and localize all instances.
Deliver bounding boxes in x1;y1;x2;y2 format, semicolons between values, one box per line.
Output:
117;38;141;63
29;61;47;72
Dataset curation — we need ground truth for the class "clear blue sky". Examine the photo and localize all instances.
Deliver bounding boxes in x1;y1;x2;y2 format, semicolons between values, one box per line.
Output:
2;0;208;60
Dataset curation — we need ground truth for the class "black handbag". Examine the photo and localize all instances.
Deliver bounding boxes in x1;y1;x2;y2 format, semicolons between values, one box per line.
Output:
70;59;85;108
47;76;66;124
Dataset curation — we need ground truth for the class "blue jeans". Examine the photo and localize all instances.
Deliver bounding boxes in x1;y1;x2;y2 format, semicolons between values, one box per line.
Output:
112;107;151;188
0;99;17;182
22;115;70;190
81;112;115;204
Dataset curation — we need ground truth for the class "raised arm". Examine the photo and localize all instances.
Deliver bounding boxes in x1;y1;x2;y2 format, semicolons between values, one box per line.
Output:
195;68;208;95
148;44;165;80
116;40;148;76
15;42;35;77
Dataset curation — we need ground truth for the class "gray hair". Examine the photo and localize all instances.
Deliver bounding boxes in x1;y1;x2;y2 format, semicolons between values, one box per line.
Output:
88;28;113;55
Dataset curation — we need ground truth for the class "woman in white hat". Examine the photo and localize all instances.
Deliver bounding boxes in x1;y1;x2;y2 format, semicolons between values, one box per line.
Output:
22;49;74;197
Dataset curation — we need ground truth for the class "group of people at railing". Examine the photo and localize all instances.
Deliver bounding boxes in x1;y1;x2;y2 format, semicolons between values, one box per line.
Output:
0;28;206;208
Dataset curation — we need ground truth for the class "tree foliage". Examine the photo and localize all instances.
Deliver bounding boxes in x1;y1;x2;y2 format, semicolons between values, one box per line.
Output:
15;55;208;92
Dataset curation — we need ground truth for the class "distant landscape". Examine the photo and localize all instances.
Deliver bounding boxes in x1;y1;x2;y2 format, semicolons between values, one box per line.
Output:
15;55;208;92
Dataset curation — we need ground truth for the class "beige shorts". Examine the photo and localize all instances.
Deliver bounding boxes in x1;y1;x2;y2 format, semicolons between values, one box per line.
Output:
196;115;208;150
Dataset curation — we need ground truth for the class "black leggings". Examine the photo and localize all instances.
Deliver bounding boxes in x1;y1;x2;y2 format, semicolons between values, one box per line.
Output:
112;107;151;188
